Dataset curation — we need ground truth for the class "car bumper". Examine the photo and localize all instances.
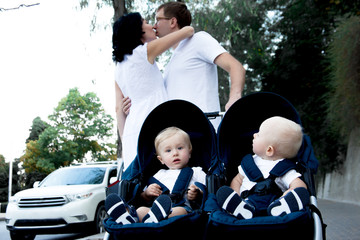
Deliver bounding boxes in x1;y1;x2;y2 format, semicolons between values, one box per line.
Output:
6;220;94;234
6;198;99;233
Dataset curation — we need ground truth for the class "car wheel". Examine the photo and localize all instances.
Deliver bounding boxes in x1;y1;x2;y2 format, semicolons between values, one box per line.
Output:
10;231;35;240
94;204;108;233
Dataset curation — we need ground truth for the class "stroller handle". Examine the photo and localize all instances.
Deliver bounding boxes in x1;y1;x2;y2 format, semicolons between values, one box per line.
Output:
204;112;224;120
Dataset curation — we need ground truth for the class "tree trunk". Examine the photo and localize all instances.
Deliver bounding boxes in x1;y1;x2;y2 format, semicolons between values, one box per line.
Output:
112;0;127;158
112;0;126;22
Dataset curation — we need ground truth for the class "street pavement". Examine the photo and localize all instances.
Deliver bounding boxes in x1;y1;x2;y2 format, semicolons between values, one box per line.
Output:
71;198;360;240
317;198;360;240
2;198;360;239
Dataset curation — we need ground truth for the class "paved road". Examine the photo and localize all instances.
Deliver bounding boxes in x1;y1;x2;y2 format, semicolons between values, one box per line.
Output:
317;199;360;240
2;198;360;240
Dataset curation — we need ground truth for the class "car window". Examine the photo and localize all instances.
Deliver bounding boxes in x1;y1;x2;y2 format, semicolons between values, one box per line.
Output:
40;167;106;186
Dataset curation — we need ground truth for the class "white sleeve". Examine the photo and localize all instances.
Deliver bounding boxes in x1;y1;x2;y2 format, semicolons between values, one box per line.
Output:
194;31;227;63
191;167;207;185
277;169;302;190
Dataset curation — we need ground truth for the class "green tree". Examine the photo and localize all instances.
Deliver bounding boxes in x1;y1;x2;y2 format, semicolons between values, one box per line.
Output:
21;88;116;175
0;155;20;202
262;0;359;172
327;16;360;142
50;88;116;160
26;117;49;143
193;0;278;108
0;155;8;202
79;0;129;28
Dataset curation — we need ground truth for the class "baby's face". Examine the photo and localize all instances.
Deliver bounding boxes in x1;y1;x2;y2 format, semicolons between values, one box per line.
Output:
157;134;191;170
252;121;273;158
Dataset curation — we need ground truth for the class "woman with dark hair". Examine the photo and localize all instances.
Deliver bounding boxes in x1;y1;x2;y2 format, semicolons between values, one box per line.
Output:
113;12;194;170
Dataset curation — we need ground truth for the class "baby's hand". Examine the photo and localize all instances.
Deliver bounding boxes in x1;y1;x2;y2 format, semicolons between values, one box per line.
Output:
187;184;202;201
145;183;162;198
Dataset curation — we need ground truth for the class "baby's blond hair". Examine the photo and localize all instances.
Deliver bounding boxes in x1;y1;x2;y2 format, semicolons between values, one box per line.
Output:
262;116;303;159
154;127;192;155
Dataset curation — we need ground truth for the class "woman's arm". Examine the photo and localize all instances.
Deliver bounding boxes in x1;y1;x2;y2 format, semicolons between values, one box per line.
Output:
147;26;194;64
115;82;126;140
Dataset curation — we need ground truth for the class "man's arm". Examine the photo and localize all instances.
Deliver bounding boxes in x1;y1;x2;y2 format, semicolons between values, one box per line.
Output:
214;52;246;111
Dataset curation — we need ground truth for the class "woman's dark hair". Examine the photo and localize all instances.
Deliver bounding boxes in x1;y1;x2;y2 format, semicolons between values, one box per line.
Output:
112;12;143;63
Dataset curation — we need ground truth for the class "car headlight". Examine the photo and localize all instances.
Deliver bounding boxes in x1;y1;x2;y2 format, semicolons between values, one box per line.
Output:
66;192;93;202
8;196;18;204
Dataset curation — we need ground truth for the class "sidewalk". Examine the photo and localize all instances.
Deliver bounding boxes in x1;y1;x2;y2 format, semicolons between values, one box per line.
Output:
317;198;360;240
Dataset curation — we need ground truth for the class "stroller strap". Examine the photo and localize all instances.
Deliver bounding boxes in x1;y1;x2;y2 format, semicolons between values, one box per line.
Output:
147;167;194;206
269;158;297;178
241;154;264;182
240;154;296;199
241;154;297;181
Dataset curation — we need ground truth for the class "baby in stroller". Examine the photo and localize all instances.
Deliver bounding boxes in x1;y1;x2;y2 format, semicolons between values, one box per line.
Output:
216;116;310;219
106;127;206;224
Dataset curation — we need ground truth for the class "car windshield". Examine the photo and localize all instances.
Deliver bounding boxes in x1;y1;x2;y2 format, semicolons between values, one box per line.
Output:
40;167;106;187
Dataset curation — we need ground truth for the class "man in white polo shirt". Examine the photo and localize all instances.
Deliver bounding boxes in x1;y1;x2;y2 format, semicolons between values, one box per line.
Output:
123;1;245;129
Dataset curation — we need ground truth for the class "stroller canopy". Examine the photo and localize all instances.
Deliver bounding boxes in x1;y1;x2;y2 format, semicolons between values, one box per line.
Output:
218;92;318;182
124;100;218;182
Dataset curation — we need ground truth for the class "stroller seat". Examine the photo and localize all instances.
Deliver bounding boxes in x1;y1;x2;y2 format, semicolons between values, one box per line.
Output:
104;100;218;240
205;92;325;240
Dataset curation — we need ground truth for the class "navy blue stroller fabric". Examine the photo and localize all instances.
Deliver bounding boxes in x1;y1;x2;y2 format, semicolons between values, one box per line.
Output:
205;92;319;240
104;100;218;240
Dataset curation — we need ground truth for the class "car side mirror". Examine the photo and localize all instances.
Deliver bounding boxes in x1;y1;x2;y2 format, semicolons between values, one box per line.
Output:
109;177;118;185
33;181;40;188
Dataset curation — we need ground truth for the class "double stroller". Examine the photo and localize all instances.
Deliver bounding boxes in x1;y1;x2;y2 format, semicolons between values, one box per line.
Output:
104;92;325;240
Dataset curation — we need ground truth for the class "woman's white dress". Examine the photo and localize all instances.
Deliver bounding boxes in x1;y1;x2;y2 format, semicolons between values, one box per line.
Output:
115;43;168;169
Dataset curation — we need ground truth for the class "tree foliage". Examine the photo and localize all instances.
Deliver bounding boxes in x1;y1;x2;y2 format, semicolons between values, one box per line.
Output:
262;0;359;172
326;16;360;142
0;155;20;202
26;117;49;143
21;88;116;175
193;0;278;108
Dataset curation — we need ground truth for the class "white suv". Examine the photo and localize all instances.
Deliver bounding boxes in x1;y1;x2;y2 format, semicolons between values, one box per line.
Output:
6;162;117;240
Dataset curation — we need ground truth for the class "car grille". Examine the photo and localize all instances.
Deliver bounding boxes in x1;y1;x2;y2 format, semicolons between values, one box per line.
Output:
18;197;67;208
14;218;67;227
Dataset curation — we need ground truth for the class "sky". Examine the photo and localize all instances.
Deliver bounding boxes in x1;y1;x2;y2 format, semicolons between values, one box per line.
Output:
0;0;116;162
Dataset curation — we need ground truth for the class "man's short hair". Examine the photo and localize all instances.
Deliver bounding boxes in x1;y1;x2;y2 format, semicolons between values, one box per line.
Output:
157;2;192;28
